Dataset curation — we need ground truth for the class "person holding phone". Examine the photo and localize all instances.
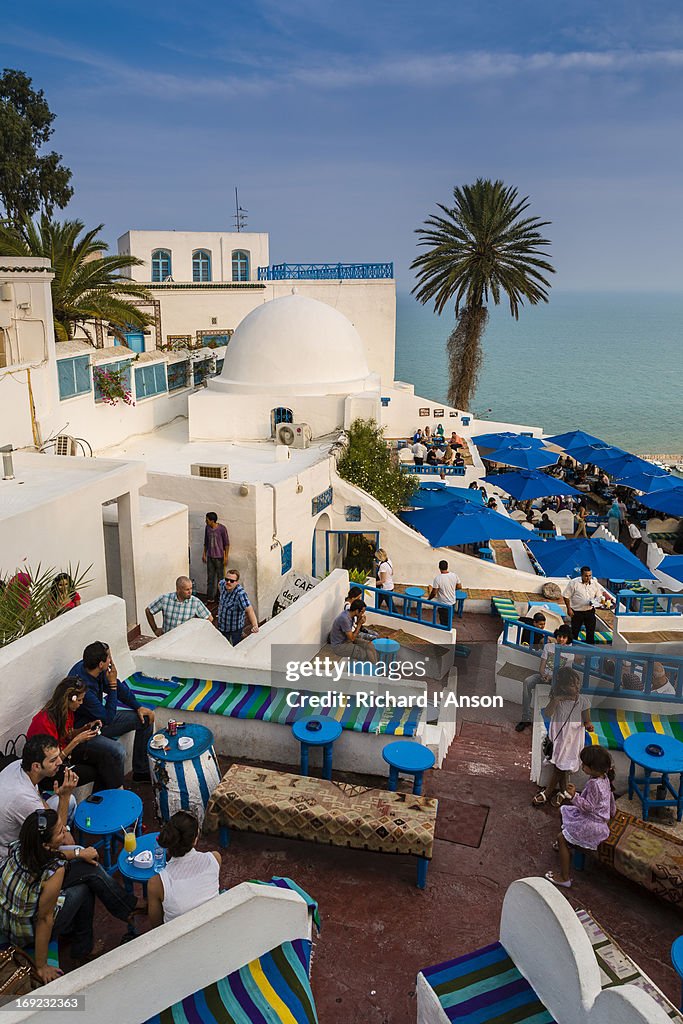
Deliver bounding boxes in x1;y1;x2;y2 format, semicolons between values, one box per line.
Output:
27;678;123;791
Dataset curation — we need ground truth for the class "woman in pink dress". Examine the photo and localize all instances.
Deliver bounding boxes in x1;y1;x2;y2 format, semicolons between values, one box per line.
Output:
532;667;593;807
546;745;616;887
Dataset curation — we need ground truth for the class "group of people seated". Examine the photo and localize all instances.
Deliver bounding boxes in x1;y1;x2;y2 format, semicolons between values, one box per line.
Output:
0;639;222;982
410;427;466;468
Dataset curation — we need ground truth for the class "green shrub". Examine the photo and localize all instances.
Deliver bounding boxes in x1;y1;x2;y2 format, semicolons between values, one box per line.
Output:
337;419;417;515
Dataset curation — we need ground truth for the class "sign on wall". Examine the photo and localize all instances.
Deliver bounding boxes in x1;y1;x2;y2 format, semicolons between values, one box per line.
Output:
271;569;318;617
433;408;444;418
418;407;430;417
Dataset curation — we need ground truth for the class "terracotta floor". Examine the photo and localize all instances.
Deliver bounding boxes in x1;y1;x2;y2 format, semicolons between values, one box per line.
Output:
92;630;682;1024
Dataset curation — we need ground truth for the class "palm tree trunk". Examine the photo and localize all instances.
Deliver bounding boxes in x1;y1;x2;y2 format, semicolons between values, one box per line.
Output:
446;305;488;409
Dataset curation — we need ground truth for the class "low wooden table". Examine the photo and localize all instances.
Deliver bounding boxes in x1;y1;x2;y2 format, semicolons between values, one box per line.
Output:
204;763;438;888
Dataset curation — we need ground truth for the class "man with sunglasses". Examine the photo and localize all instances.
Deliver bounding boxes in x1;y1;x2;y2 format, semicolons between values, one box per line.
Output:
0;735;85;862
216;569;259;646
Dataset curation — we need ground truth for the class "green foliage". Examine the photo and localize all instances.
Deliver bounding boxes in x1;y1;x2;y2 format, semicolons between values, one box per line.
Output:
93;363;135;406
411;178;554;408
0;563;92;649
0;215;153;343
0;69;73;224
347;568;369;584
337;419;417;515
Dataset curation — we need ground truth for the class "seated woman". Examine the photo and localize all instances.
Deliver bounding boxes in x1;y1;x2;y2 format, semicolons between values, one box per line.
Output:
148;811;221;925
27;677;123;791
442;445;455;465
49;573;81;615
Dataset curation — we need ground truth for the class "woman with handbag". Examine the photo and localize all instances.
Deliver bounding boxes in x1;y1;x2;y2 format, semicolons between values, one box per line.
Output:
532;667;593;807
27;678;123;791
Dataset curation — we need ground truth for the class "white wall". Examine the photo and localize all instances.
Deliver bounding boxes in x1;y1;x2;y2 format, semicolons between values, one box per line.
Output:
3;884;312;1024
119;230;270;283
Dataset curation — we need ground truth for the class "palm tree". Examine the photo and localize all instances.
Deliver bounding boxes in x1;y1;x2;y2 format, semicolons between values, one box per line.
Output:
411;179;554;410
0;215;153;342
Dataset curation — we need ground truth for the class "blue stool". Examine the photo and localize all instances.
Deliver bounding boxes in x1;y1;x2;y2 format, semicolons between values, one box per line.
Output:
479;547;494;562
116;831;160;896
74;789;143;874
404;586;425;616
292;716;343;781
382;740;435;795
671;936;683;1010
454;589;467;619
372;637;400;666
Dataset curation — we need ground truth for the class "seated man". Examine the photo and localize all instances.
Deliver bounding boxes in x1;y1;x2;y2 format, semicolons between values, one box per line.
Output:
70;641;155;784
0;735;78;861
329;599;378;663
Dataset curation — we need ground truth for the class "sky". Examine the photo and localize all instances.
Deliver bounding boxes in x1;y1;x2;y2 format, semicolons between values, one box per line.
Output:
3;0;683;291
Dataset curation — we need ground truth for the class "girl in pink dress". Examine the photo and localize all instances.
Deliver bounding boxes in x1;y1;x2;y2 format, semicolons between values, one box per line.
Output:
546;745;616;887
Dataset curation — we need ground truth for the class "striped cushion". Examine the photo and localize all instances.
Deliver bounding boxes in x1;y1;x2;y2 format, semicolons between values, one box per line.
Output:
144;938;317;1023
421;941;555;1022
128;675;420;737
577;627;612;644
585;707;683;750
491;597;518;621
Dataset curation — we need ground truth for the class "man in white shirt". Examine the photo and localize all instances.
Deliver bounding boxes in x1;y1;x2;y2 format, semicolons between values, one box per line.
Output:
564;566;610;645
428;560;461;626
412;441;427;466
0;735;79;861
627;518;642;554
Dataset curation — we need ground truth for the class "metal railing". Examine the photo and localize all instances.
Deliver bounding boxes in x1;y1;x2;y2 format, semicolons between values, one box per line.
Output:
401;465;466;476
359;582;453;631
615;590;682;617
501;619;683;701
257;262;394;281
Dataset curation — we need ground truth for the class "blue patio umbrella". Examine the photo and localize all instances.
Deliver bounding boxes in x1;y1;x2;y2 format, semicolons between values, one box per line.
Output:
616;467;677;493
472;431;546;450
656;556;683;585
409;484;484;509
483;469;581;501
483;442;558;471
639;485;683;517
545;430;608;450
401;499;533;547
526;538;656;580
599;453;651;478
567;443;628;468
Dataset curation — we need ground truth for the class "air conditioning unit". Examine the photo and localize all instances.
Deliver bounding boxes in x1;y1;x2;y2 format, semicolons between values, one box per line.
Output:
190;463;229;480
275;423;312;449
55;434;78;457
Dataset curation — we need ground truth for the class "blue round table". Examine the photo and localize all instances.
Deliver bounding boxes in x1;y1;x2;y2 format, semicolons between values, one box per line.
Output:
117;831;160;896
671;936;683;1010
404;586;425;617
147;723;220;823
382;740;435;795
74;789;143;873
372;637;400;666
624;733;683;822
454;589;468;619
292;716;343;780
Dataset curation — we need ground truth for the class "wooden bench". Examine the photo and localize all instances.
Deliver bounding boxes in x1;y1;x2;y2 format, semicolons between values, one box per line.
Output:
204;763;438;888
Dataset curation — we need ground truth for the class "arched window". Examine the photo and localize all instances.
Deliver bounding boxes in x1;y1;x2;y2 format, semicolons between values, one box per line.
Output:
271;407;293;436
192;249;212;282
232;250;250;282
151;249;172;282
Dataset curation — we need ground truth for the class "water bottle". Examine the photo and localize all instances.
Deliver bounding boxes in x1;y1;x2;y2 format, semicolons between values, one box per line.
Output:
153;842;166;873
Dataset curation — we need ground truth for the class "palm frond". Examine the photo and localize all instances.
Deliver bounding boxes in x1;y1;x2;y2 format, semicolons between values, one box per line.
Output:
0;563;93;648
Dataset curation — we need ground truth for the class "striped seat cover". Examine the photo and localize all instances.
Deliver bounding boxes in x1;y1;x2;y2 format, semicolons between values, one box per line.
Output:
585;706;683;750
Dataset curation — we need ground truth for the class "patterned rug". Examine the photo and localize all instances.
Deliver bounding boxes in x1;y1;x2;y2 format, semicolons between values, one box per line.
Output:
585;706;683;750
128;674;421;737
596;810;683;904
434;797;489;849
420;941;555;1022
205;764;437;859
143;938;318;1024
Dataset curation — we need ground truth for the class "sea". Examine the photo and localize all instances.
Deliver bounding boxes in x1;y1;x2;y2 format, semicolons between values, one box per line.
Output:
395;291;683;457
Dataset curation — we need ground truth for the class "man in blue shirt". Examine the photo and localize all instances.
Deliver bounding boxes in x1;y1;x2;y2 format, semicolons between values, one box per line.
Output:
216;570;259;646
70;641;155;783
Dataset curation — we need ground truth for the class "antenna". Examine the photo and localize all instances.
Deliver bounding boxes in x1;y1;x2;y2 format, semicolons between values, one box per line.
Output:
233;187;248;232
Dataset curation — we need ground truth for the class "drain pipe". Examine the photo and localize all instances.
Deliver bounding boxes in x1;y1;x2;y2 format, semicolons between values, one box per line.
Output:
263;482;280;548
1;444;14;480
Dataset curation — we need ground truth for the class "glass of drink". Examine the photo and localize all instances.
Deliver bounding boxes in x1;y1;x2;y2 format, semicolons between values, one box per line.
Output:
123;829;137;864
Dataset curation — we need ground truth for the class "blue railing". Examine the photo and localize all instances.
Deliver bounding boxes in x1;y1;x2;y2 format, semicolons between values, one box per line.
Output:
401;465;466;476
257;262;394;281
615;590;682;617
501;620;683;701
359;582;453;631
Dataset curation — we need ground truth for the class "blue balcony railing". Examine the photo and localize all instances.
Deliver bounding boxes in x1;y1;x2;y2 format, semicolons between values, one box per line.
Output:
501;619;683;701
615;590;682;617
359;582;453;631
401;465;466;477
257;262;394;281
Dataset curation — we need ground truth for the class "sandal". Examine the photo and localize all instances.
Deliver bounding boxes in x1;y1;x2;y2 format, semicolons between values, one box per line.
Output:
545;870;572;888
551;792;564;808
532;791;548;806
552;840;559;851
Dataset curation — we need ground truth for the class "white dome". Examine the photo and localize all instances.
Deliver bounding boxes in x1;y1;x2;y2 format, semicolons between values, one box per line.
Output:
216;294;372;395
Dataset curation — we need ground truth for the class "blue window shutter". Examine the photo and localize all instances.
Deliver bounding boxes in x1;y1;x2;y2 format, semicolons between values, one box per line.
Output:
74;356;91;393
134;366;145;398
57;360;75;399
154;363;167;393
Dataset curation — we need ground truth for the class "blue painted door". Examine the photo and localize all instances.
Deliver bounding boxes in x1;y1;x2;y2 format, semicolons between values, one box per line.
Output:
125;331;145;353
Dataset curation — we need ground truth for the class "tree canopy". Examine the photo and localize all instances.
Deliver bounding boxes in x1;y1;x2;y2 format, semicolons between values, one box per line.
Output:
0;68;73;225
336;419;417;515
411;179;554;409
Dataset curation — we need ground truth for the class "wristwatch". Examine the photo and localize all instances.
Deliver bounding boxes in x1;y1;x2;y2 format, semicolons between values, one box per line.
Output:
73;846;82;858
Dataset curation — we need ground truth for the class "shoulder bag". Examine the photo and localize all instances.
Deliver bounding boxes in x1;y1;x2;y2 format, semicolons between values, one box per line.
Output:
542;699;578;760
